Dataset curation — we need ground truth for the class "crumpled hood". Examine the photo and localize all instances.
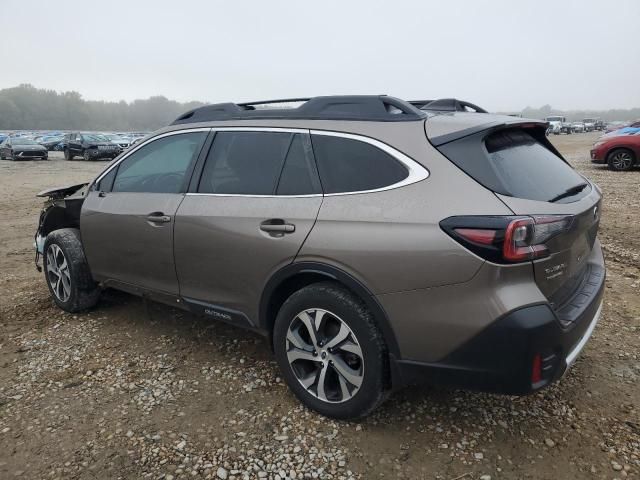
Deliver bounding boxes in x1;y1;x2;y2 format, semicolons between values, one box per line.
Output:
37;183;88;199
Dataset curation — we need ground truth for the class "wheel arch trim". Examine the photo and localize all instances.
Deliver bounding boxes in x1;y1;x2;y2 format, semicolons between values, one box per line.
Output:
259;261;401;357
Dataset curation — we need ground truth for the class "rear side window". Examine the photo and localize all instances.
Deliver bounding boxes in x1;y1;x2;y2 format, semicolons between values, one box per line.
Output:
311;134;408;194
198;132;320;195
438;128;589;203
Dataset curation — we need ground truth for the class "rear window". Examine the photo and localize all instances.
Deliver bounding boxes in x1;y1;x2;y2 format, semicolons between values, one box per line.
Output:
438;128;590;203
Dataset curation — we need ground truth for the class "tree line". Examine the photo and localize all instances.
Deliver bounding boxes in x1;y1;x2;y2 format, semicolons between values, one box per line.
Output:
0;84;204;131
0;84;638;131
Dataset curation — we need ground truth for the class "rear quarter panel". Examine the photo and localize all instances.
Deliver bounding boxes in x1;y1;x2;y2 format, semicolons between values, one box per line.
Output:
297;121;514;294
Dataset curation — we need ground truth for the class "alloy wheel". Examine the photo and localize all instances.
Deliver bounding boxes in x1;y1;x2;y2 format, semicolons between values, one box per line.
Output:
46;244;71;302
611;151;633;170
286;308;364;403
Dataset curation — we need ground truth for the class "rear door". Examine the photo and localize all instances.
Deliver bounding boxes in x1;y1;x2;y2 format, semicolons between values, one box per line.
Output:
174;129;323;325
69;134;82;155
81;130;208;294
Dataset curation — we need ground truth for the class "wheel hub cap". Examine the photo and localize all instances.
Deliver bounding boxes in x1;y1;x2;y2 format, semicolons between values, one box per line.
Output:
286;308;364;403
46;244;71;302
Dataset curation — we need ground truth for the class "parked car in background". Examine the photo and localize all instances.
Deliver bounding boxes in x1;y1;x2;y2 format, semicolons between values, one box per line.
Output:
594;119;606;131
34;95;605;419
105;134;133;150
0;136;48;160
582;119;596;132
606;120;640;134
63;133;121;161
37;135;65;151
591;131;640;171
571;122;585;133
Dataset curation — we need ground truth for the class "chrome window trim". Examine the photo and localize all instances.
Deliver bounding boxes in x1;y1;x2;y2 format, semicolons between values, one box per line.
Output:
309;129;429;196
94;126;430;197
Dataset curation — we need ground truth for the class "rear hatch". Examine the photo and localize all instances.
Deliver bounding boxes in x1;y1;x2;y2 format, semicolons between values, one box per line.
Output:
428;114;603;326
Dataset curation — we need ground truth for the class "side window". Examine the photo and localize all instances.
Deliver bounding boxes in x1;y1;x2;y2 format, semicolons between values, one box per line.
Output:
96;167;117;192
112;132;206;193
310;134;409;194
198;131;292;195
276;134;321;195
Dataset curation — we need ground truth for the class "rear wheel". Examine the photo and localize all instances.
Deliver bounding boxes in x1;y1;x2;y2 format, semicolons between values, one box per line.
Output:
607;148;635;171
83;150;91;161
273;282;388;419
43;228;100;312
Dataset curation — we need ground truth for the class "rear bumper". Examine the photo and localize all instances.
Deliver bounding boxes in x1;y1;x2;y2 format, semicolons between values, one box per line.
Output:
392;273;605;395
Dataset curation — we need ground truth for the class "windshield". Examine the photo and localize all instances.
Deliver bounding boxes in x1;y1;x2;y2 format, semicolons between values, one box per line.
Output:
546;116;564;122
13;138;38;145
82;134;110;142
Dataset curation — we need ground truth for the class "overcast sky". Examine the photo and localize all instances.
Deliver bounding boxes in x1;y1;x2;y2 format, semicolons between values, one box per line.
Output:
1;0;638;111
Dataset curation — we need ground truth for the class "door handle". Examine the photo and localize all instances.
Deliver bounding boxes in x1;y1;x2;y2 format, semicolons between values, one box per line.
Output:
146;213;171;223
260;220;295;234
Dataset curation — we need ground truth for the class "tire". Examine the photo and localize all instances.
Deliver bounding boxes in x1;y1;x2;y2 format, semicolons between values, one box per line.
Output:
83;150;91;161
273;282;389;419
64;148;73;160
607;148;636;171
43;228;100;312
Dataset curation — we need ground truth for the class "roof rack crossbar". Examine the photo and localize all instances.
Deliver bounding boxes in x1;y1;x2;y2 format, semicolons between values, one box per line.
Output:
410;98;487;114
171;95;427;125
237;98;311;107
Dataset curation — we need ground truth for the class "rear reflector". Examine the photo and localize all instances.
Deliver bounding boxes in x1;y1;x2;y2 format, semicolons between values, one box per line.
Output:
531;353;543;384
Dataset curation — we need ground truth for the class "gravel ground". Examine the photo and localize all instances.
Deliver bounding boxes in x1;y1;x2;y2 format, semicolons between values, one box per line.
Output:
0;132;638;479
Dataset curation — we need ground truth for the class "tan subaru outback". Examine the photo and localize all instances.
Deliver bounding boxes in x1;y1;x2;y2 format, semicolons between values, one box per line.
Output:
34;96;605;419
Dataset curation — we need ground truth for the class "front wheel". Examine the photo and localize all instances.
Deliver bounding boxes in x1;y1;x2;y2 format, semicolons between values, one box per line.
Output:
64;148;73;160
83;149;91;161
43;228;100;312
273;282;389;419
607;148;636;171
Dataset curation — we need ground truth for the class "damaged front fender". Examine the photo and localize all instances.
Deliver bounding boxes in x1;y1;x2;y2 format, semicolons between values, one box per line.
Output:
34;182;89;270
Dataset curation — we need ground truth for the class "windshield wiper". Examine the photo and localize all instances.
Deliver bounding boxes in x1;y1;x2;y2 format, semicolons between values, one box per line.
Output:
548;182;589;203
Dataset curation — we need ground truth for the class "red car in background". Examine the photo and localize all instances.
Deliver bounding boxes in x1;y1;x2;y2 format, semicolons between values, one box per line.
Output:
591;132;640;171
605;120;640;134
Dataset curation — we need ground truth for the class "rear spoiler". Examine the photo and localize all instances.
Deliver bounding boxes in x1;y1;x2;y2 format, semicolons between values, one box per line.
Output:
429;120;549;147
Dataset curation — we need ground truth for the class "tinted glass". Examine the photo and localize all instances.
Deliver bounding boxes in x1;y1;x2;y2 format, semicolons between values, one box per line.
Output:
484;130;588;202
311;135;408;194
440;128;588;203
112;132;205;193
198;131;292;195
276;134;321;195
97;167;117;192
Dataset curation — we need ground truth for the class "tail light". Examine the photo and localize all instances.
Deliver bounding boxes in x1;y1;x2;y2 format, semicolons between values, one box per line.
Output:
440;215;573;264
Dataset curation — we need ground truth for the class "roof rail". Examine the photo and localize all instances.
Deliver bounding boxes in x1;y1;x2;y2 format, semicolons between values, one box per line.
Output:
171;95;426;125
409;98;488;113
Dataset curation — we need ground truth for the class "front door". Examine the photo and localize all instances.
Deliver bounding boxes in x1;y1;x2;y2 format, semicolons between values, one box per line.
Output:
174;130;323;324
81;130;208;294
